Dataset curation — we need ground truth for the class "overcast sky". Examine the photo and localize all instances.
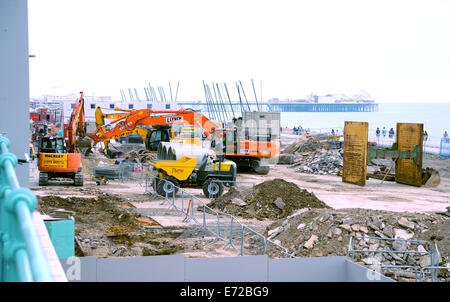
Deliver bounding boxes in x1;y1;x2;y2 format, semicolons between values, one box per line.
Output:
27;0;450;103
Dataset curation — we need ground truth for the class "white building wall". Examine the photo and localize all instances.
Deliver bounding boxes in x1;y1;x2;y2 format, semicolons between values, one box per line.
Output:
317;96;336;103
61;100;178;123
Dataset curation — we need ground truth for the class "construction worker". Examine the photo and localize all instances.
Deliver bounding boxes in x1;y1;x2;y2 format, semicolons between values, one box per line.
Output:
57;124;64;138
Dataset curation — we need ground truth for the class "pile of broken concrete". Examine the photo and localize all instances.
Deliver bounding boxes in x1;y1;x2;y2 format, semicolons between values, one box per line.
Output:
279;135;344;175
264;207;449;282
124;149;157;165
292;148;343;175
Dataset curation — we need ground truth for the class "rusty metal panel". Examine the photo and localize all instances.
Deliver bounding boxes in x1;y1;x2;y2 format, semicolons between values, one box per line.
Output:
343;121;368;186
395;123;423;187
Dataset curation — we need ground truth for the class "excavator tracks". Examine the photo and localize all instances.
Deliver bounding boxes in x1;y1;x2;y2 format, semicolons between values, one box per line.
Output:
38;172;48;186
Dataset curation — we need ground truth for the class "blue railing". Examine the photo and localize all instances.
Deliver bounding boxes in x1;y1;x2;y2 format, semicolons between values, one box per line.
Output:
440;138;450;158
0;135;52;281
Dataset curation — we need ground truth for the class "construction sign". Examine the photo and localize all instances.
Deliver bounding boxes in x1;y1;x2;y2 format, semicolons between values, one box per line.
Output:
134;163;142;173
395;123;423;187
342;121;368;186
41;153;67;168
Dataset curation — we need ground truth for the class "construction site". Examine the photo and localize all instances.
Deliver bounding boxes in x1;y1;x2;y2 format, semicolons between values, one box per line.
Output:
21;90;448;283
1;0;449;286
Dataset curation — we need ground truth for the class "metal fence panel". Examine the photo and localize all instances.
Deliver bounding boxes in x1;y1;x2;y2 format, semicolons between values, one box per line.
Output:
345;259;395;282
60;256;97;282
185;255;268;282
268;256;347;282
440;138;450;158
58;254;399;282
395;123;423;186
96;254;185;282
342;121;368;186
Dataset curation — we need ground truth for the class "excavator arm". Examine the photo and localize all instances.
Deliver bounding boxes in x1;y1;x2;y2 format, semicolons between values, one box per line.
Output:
86;107;279;174
67;92;85;153
87;109;220;144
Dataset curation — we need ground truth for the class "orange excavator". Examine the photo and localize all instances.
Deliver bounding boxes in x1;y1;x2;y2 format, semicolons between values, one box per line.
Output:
37;92;85;186
87;108;280;174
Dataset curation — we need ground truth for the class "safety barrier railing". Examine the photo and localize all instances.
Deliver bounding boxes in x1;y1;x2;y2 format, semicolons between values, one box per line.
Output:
440;137;450;158
0;135;52;281
281;127;443;154
346;235;443;282
420;266;449;282
119;169;296;259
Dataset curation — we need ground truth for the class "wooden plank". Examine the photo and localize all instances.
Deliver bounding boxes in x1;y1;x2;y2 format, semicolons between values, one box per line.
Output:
395;123;423;187
342;121;368;186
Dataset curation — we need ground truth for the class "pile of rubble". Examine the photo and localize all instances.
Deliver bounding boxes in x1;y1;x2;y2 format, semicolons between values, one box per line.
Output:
264;207;450;282
279;135;344;175
292;148;343;175
124;149;157;165
205;179;330;220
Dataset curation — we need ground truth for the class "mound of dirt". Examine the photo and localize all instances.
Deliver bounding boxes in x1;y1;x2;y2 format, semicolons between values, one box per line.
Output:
38;193;144;237
206;178;330;220
37;190;244;259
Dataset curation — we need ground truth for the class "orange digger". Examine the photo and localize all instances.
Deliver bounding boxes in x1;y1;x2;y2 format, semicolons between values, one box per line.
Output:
37;92;85;186
87;108;280;174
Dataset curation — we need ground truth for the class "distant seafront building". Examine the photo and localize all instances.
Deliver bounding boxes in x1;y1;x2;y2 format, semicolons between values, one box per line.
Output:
266;92;378;112
178;91;378;113
30;93;178;124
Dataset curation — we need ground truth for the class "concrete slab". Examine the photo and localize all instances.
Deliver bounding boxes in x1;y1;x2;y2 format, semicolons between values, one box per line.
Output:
149;215;199;227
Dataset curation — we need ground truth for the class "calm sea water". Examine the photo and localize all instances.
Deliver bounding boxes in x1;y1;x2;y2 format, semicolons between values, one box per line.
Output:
281;103;450;141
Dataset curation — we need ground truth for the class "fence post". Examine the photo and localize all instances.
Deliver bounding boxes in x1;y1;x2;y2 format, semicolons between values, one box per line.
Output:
177;190;184;217
222;216;236;250
263;238;267;255
240;226;245;256
215;213;221;241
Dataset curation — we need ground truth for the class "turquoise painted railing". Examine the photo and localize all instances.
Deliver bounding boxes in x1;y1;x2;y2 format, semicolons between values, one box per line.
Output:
0;135;52;281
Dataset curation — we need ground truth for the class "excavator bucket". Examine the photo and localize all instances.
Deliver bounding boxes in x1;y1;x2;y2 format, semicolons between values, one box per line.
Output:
423;167;440;187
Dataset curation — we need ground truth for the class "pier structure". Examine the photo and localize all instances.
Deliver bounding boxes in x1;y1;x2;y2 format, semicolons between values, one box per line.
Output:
178;101;378;113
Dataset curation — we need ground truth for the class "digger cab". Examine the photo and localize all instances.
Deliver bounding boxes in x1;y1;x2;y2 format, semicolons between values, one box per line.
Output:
38;136;66;155
145;124;203;151
145;126;171;151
